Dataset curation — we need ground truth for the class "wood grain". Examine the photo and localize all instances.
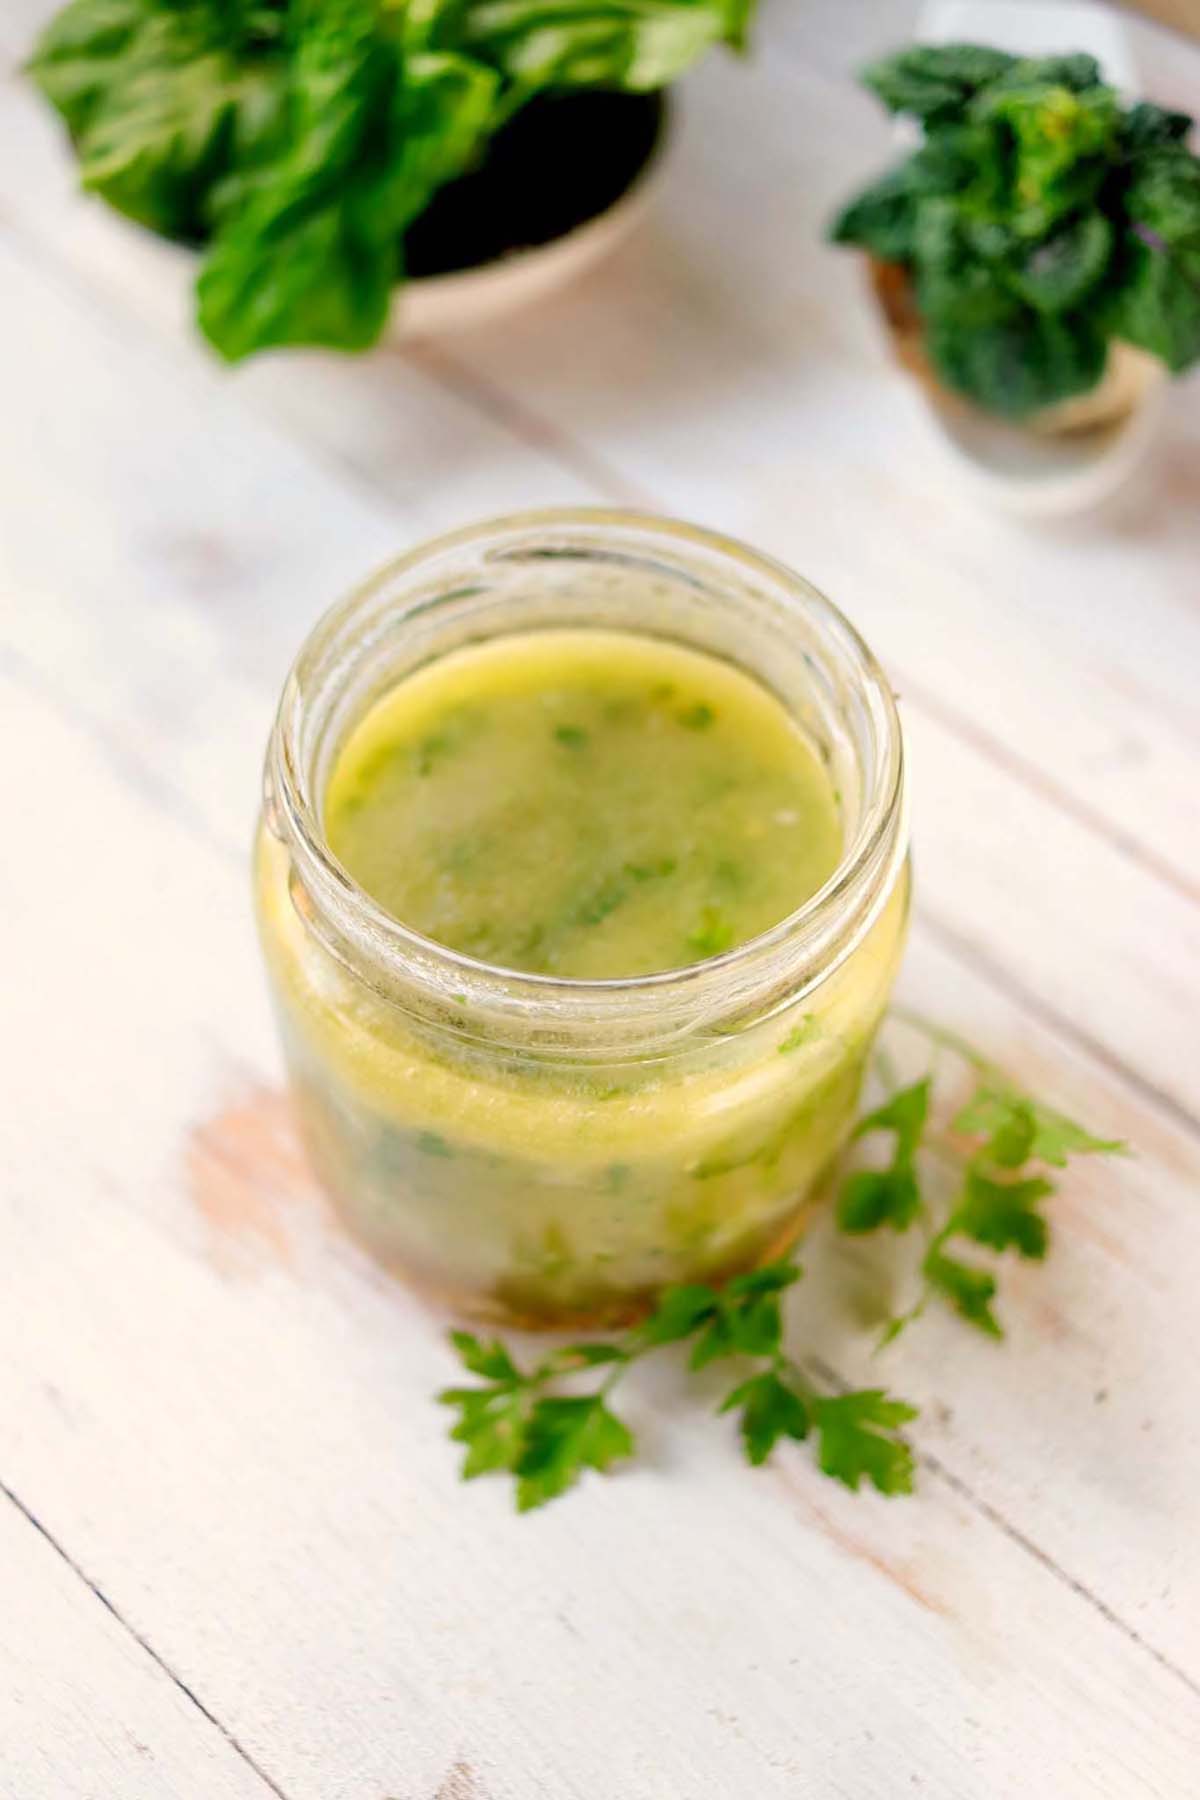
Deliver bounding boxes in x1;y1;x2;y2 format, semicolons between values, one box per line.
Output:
0;1487;280;1799
2;1;1200;1792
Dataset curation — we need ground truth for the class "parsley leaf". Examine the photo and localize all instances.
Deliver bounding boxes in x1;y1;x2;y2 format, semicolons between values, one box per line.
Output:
812;1391;918;1494
838;1077;929;1233
953;1087;1126;1167
448;1329;521;1383
953;1168;1054;1260
689;1263;800;1366
637;1283;722;1347
838;1166;922;1233
439;1383;528;1479
853;1076;931;1163
436;1013;1123;1512
515;1395;634;1512
720;1371;810;1466
923;1247;1002;1338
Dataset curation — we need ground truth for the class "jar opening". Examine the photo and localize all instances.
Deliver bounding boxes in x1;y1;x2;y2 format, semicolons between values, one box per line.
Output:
266;509;906;1051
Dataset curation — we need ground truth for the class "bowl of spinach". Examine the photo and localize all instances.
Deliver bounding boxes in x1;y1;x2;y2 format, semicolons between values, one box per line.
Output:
830;40;1200;455
28;0;754;360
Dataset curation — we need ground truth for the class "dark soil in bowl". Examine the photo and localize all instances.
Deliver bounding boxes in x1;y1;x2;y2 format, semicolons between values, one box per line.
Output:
404;89;666;279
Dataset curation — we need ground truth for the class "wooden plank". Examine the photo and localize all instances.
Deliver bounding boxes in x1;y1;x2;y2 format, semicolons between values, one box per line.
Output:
770;0;1200;76
0;1490;278;1800
4;26;1198;901
402;43;1200;880
0;238;1197;1720
1125;0;1200;42
0;673;1198;1796
1;185;1198;1129
2;9;1199;1787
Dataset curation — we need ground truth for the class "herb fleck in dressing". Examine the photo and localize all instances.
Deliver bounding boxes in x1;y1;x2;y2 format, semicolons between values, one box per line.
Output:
325;631;842;978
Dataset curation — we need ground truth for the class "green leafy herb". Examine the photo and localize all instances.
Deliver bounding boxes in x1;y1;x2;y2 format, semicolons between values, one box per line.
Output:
831;39;1200;414
29;0;758;359
840;1008;1126;1344
514;1394;634;1512
951;1087;1124;1167
811;1390;917;1493
861;42;1017;125
439;1259;915;1510
922;1248;1001;1337
687;906;735;959
437;1012;1124;1511
778;1014;819;1053
837;1077;929;1233
720;1370;810;1466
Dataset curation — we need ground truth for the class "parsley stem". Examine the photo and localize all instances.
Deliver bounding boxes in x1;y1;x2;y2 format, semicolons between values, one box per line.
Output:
599;1357;631;1398
887;1006;1001;1079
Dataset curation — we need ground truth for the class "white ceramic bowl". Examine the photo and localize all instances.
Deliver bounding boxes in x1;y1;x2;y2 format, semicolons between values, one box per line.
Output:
394;145;665;339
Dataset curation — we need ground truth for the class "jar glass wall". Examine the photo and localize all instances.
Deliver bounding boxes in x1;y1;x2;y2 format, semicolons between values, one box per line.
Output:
255;511;909;1327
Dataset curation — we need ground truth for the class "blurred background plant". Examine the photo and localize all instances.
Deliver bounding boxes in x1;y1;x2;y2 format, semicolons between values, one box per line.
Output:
830;42;1200;424
28;0;755;361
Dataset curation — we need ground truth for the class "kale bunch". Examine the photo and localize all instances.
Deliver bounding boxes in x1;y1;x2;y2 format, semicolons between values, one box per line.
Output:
28;0;754;361
831;43;1200;419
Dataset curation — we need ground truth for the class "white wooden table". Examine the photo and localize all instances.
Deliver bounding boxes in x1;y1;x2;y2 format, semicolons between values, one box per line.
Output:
3;3;1199;1795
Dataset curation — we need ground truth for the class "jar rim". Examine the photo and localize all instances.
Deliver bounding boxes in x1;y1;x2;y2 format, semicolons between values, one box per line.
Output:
268;507;906;1038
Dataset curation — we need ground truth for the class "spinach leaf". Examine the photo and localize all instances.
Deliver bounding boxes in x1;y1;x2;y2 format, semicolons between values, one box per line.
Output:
1124;143;1200;247
1004;209;1113;313
831;130;977;262
926;304;1107;417
972;81;1120;238
1107;237;1200;371
986;53;1102;97
830;163;922;263
1121;100;1193;154
831;37;1200;410
913;197;1019;329
1106;144;1200;370
861;42;1016;124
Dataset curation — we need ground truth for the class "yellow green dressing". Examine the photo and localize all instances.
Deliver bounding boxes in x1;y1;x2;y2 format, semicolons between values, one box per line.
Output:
325;630;842;977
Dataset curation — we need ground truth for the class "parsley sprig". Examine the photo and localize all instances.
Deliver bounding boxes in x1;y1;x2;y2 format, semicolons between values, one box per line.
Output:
439;1011;1125;1510
441;1266;916;1510
845;1009;1126;1346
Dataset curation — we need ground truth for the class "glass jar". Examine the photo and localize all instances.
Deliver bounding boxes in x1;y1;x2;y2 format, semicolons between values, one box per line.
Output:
255;510;909;1328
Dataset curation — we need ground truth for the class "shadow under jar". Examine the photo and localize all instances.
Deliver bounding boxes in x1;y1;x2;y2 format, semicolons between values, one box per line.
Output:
255;511;910;1328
